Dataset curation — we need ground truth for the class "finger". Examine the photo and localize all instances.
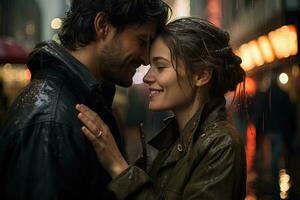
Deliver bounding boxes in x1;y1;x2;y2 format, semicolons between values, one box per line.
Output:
76;104;106;128
76;104;98;120
78;113;101;135
81;126;100;146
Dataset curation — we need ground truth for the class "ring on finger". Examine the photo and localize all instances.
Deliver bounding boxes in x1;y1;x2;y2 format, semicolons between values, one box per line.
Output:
96;130;103;138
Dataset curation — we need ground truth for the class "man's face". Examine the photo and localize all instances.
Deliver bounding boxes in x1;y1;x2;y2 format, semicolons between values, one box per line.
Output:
98;23;157;87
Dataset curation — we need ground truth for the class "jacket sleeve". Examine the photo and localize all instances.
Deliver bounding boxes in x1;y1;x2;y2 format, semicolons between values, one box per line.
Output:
107;166;158;200
182;132;246;199
0;121;96;200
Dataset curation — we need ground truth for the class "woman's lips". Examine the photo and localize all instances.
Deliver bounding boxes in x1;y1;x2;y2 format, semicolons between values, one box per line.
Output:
149;88;164;99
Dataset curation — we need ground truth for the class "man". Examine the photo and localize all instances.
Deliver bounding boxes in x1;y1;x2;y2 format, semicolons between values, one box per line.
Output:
0;0;170;199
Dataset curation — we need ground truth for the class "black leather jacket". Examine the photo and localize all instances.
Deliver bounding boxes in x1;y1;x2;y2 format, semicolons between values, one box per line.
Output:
0;41;123;200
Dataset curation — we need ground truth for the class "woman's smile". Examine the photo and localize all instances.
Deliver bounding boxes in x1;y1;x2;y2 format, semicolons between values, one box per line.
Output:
148;88;164;99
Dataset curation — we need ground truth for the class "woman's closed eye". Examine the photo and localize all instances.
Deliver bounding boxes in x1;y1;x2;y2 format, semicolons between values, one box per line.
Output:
153;61;169;69
151;57;171;71
156;64;167;69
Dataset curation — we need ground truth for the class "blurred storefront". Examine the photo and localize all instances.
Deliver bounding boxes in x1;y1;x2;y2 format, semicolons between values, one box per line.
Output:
1;0;39;106
0;37;30;107
0;0;69;106
219;0;300;199
188;0;300;199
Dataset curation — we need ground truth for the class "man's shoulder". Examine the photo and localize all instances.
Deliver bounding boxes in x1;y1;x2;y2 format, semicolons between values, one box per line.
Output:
3;75;80;131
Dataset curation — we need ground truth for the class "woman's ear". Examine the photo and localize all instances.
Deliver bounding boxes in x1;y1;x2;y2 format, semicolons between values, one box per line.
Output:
194;68;212;87
94;12;109;39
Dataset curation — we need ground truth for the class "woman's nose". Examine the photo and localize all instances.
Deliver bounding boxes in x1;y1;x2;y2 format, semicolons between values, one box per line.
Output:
143;66;155;84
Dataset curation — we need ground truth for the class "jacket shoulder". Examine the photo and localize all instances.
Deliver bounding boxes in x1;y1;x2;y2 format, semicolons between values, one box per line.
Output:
3;73;78;131
195;120;244;152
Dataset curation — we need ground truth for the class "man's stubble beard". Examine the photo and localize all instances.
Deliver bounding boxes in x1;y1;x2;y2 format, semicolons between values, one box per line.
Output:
97;40;133;87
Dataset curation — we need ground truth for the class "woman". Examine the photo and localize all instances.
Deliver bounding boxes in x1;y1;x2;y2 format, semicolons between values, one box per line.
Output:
76;17;246;199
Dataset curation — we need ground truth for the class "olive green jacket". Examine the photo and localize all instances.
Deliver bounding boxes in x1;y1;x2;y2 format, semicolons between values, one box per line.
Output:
108;97;246;199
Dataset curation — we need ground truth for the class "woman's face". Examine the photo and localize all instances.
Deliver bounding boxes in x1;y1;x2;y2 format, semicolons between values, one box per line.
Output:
143;37;196;111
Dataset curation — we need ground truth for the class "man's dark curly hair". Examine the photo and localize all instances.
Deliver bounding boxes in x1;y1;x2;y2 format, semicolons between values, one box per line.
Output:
58;0;170;50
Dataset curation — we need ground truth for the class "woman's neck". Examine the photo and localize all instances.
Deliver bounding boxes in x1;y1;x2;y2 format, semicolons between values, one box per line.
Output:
173;95;206;133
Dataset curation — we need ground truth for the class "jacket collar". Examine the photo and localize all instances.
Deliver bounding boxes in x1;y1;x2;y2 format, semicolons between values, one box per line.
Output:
148;117;179;151
149;96;226;151
27;40;103;93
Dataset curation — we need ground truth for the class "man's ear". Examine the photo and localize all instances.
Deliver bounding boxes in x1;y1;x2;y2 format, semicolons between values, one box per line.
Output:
94;12;109;39
194;68;213;87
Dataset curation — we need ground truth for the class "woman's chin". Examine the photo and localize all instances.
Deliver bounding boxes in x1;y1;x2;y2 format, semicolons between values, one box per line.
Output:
149;104;168;112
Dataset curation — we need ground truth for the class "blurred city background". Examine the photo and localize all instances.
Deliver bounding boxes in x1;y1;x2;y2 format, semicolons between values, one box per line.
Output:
0;0;299;199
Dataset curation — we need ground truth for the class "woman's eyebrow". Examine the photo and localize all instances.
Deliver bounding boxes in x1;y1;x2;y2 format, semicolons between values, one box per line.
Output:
151;56;169;62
